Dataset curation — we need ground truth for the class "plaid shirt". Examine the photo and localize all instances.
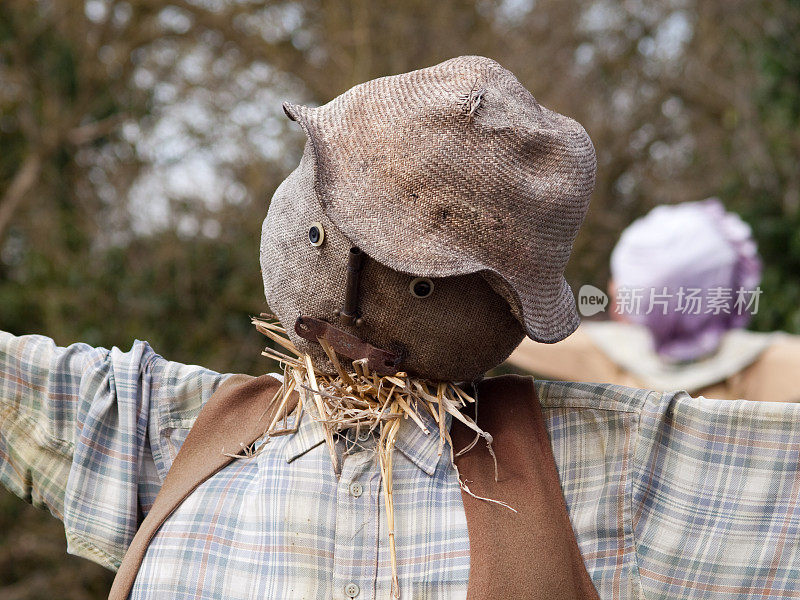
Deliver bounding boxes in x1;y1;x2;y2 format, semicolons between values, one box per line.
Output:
2;331;800;598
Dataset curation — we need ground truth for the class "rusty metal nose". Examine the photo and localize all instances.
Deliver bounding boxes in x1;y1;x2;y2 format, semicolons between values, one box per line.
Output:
333;247;365;327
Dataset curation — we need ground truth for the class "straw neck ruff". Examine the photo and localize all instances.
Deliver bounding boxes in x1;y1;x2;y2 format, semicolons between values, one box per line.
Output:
250;315;513;598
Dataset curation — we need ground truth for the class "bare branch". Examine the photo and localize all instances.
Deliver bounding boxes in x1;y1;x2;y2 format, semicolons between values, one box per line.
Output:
0;152;42;243
66;114;128;146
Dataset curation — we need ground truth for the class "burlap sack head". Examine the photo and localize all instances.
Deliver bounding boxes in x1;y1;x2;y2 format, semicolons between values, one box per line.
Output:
260;56;595;381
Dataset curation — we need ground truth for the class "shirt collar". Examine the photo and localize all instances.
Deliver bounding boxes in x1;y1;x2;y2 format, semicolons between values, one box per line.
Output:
284;410;326;464
394;410;449;476
284;403;448;476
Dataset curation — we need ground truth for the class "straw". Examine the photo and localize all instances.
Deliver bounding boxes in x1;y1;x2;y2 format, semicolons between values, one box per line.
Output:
247;315;515;594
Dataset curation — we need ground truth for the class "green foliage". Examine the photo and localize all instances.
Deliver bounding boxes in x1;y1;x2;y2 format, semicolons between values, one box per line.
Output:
727;0;800;333
0;202;277;374
0;488;114;599
1;0;800;598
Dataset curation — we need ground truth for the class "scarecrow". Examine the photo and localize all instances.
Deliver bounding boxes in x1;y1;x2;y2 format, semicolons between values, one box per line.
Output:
1;56;800;600
509;198;800;403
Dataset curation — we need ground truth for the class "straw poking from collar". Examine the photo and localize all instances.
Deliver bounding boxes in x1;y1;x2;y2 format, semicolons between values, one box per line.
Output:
247;315;515;598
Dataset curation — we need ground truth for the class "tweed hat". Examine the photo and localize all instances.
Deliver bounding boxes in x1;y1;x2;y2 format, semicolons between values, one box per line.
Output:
260;56;595;381
282;56;595;343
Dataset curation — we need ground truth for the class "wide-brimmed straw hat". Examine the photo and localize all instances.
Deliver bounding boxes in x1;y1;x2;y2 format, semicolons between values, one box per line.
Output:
261;56;596;380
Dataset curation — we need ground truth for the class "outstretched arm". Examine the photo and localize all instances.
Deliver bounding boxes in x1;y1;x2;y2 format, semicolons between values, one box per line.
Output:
0;331;229;569
633;391;800;598
539;380;800;599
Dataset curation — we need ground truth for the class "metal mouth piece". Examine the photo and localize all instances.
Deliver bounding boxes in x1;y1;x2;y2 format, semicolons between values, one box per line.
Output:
294;315;401;375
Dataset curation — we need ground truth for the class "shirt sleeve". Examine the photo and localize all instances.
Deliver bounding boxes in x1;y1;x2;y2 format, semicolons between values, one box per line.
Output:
0;331;229;570
632;391;800;598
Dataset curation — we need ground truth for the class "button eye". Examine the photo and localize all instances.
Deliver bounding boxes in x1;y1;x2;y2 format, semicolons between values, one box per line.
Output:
409;277;434;298
308;222;325;247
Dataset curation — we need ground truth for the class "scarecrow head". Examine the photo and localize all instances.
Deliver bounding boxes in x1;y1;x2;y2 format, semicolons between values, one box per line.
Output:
260;56;596;382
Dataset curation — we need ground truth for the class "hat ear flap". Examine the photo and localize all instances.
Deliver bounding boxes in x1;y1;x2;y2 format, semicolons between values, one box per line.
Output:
282;101;302;122
282;101;330;202
282;102;319;136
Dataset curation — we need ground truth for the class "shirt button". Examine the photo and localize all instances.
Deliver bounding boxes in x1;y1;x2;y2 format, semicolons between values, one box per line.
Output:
344;582;360;598
349;482;363;498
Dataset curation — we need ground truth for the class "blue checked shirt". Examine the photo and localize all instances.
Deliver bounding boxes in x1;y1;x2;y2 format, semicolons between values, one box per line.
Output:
2;331;800;599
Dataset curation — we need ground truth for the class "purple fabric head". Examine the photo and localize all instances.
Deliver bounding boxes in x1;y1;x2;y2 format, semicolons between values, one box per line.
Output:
610;199;761;362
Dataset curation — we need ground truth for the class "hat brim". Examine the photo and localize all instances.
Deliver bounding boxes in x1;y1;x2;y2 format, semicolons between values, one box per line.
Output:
282;56;593;344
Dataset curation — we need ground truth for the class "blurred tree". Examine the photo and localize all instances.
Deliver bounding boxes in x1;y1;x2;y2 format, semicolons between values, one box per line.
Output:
724;0;800;333
0;0;303;370
1;1;799;598
0;0;503;370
